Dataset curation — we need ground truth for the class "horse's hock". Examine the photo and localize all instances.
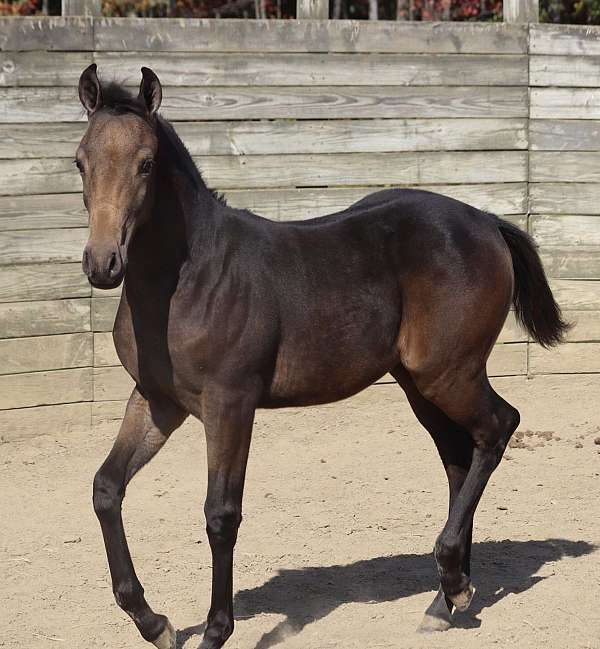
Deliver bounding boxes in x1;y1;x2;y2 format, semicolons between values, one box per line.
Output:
0;17;599;441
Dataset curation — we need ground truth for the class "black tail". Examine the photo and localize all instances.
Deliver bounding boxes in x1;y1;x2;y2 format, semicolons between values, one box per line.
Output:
497;218;570;348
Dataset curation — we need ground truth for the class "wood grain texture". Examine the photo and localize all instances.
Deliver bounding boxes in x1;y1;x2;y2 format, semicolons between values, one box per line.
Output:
0;51;91;87
0;17;93;51
91;297;119;332
550;279;600;311
0;124;86;159
488;343;527;376
562;310;600;341
532;214;600;279
0;194;86;230
0;86;529;123
529;183;600;215
0;366;92;410
0;262;89;303
94;331;118;367
93;365;133;401
0;332;92;375
0;119;528;159
529;342;600;374
0;298;90;338
530;55;600;88
0;158;81;196
93;52;528;87
530;23;600;56
530;152;600;183
0;401;90;442
503;0;539;23
198;151;527;188
93;19;528;54
530;120;600;152
530;88;600;120
0;228;87;265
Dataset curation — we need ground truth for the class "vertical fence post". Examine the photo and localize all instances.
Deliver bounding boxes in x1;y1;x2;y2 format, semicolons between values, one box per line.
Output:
62;0;102;16
503;0;538;22
297;0;329;18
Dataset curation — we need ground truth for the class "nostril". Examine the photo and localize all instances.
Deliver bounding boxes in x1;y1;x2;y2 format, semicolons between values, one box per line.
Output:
82;249;90;275
108;251;122;278
108;252;117;274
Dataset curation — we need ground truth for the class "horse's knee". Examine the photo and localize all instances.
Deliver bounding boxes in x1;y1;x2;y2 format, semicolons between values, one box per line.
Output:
205;502;242;547
113;577;144;612
93;469;122;518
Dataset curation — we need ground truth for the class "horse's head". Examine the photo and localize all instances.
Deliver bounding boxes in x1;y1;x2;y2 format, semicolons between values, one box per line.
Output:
76;64;162;289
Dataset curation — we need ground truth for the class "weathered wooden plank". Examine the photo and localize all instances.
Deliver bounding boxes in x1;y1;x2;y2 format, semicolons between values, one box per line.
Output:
0;366;92;410
530;23;600;56
0;52;91;87
0;194;86;230
530;120;600;152
94;53;528;87
0;86;529;123
0;332;92;375
562;310;600;341
91;297;119;331
94;331;118;367
94;365;133;402
0;228;87;265
550;279;600;311
529;342;600;374
503;0;539;22
0;298;90;338
529;183;600;215
0;401;90;442
0;262;89;302
225;184;528;218
488;342;527;376
530;55;600;88
498;312;527;343
175;118;528;155
530;88;600;120
297;0;328;19
0;119;529;159
0;124;86;160
92;399;126;430
1;151;526;195
532;214;600;279
199;151;527;188
530;152;600;183
93;19;528;54
0;159;81;196
62;0;102;16
0;17;93;51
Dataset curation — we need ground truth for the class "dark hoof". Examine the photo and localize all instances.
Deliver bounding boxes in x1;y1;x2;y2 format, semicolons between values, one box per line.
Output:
152;619;176;649
448;581;476;612
417;613;452;633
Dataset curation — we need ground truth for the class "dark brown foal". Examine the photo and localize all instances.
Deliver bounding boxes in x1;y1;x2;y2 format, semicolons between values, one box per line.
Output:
76;64;568;649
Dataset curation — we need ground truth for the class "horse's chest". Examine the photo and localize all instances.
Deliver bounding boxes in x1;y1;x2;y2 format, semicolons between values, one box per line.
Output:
113;297;208;405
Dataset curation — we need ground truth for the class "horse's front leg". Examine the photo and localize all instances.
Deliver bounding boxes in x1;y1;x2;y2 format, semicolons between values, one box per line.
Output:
93;387;187;649
199;381;259;649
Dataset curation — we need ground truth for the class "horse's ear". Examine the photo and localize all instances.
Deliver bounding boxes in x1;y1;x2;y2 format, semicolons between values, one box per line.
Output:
78;63;102;116
138;67;162;116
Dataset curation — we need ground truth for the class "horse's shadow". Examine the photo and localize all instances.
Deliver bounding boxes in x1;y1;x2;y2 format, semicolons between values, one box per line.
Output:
177;538;595;649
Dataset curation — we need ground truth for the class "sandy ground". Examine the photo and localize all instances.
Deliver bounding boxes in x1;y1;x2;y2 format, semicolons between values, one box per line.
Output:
1;374;599;649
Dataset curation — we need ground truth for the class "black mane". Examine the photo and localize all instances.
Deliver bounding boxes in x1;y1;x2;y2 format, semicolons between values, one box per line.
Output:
99;81;227;205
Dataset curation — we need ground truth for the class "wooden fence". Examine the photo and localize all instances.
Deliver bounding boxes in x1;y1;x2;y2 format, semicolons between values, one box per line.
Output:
0;18;598;441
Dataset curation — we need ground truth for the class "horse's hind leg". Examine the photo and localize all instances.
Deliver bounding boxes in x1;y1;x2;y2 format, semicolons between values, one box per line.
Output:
412;369;520;614
392;367;474;632
93;388;187;649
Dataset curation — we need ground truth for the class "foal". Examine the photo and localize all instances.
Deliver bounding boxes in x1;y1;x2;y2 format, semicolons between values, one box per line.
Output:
76;64;568;649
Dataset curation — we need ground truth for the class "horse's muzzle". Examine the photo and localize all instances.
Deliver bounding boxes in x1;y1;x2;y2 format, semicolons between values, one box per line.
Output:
82;243;125;290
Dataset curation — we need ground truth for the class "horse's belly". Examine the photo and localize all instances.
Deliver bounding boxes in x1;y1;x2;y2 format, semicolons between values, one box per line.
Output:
263;334;399;408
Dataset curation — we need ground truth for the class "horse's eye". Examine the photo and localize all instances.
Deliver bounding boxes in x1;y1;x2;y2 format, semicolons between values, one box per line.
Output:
74;159;84;174
139;159;154;175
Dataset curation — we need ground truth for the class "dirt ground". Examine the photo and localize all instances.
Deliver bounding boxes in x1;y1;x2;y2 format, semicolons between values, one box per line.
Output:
1;374;599;649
